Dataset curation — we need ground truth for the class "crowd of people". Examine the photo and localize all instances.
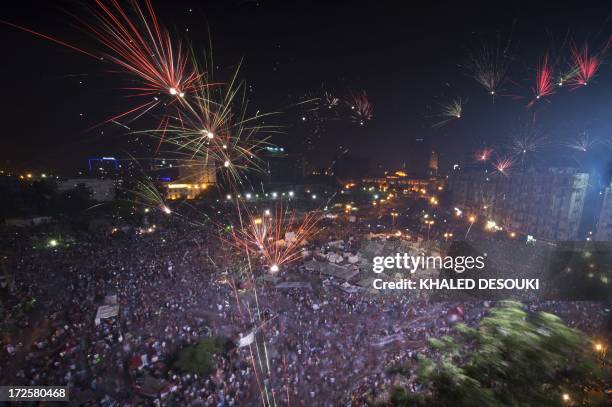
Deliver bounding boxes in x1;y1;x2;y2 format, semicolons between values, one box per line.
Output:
0;213;609;406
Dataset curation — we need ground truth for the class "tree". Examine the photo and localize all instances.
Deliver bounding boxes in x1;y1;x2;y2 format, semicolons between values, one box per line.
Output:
388;301;606;406
173;336;227;376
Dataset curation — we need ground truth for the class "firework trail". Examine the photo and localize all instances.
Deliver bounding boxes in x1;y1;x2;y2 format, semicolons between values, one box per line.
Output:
147;61;279;191
479;190;502;212
3;0;207;125
227;203;321;272
509;122;547;166
528;54;555;108
129;176;171;214
565;131;599;152
556;65;580;88
344;90;373;125
492;155;514;176
225;202;321;406
323;91;340;109
466;38;513;100
432;97;464;128
112;156;173;214
475;146;493;162
568;43;605;88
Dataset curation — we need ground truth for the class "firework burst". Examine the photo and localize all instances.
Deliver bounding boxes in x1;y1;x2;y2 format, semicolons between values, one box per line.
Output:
227;204;321;271
492;156;514;176
147;61;279;190
568;44;603;88
78;0;210;123
479;190;503;213
118;164;172;214
528;54;555;108
556;65;580;88
4;0;207;125
509;123;547;165
323;91;340;109
475;146;493;162
466;38;513;100
344;90;373;125
565;131;599;152
432;97;464;128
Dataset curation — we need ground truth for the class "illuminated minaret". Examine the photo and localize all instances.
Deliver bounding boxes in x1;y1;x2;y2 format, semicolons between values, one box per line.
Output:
429;150;439;176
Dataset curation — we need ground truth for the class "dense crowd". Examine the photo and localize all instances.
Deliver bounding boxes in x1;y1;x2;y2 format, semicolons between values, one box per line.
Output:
0;215;609;406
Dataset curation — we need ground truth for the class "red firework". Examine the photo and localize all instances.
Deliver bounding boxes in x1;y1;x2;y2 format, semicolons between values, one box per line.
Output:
3;0;206;124
493;156;514;175
345;90;373;125
84;0;202;99
475;147;493;162
227;204;321;271
568;44;601;88
528;54;555;108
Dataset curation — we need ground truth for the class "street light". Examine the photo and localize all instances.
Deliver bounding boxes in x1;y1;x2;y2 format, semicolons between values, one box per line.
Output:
391;211;399;230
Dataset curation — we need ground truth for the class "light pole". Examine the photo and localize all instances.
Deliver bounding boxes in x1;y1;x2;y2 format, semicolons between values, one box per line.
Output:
426;220;434;241
391;211;398;231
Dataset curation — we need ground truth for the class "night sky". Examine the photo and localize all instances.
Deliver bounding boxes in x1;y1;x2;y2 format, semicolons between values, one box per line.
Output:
2;0;612;177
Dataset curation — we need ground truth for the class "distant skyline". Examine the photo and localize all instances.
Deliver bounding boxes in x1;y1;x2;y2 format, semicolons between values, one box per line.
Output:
1;0;612;179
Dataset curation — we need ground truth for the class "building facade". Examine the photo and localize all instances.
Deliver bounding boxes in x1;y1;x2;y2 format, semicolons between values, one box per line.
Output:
163;161;217;200
449;167;589;240
595;186;612;240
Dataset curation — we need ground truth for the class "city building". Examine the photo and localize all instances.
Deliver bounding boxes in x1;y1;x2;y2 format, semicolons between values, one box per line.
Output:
178;161;217;185
87;157;121;177
165;161;216;200
58;178;116;201
363;171;445;189
595;186;612;240
256;146;304;184
449;167;589;240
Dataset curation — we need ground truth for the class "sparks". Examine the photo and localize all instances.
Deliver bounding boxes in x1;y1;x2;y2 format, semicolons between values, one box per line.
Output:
145;60;278;190
227;204;321;270
509;123;547;165
4;0;206;125
493;156;514;175
569;44;602;88
432;97;464;128
475;147;493;162
466;39;513;101
565;131;598;152
344;90;373;124
528;54;555;108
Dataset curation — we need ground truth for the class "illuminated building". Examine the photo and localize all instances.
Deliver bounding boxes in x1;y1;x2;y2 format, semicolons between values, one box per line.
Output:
166;183;210;200
450;167;589;240
162;162;215;200
163;161;216;199
178;161;216;185
362;172;445;194
595;186;612;240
